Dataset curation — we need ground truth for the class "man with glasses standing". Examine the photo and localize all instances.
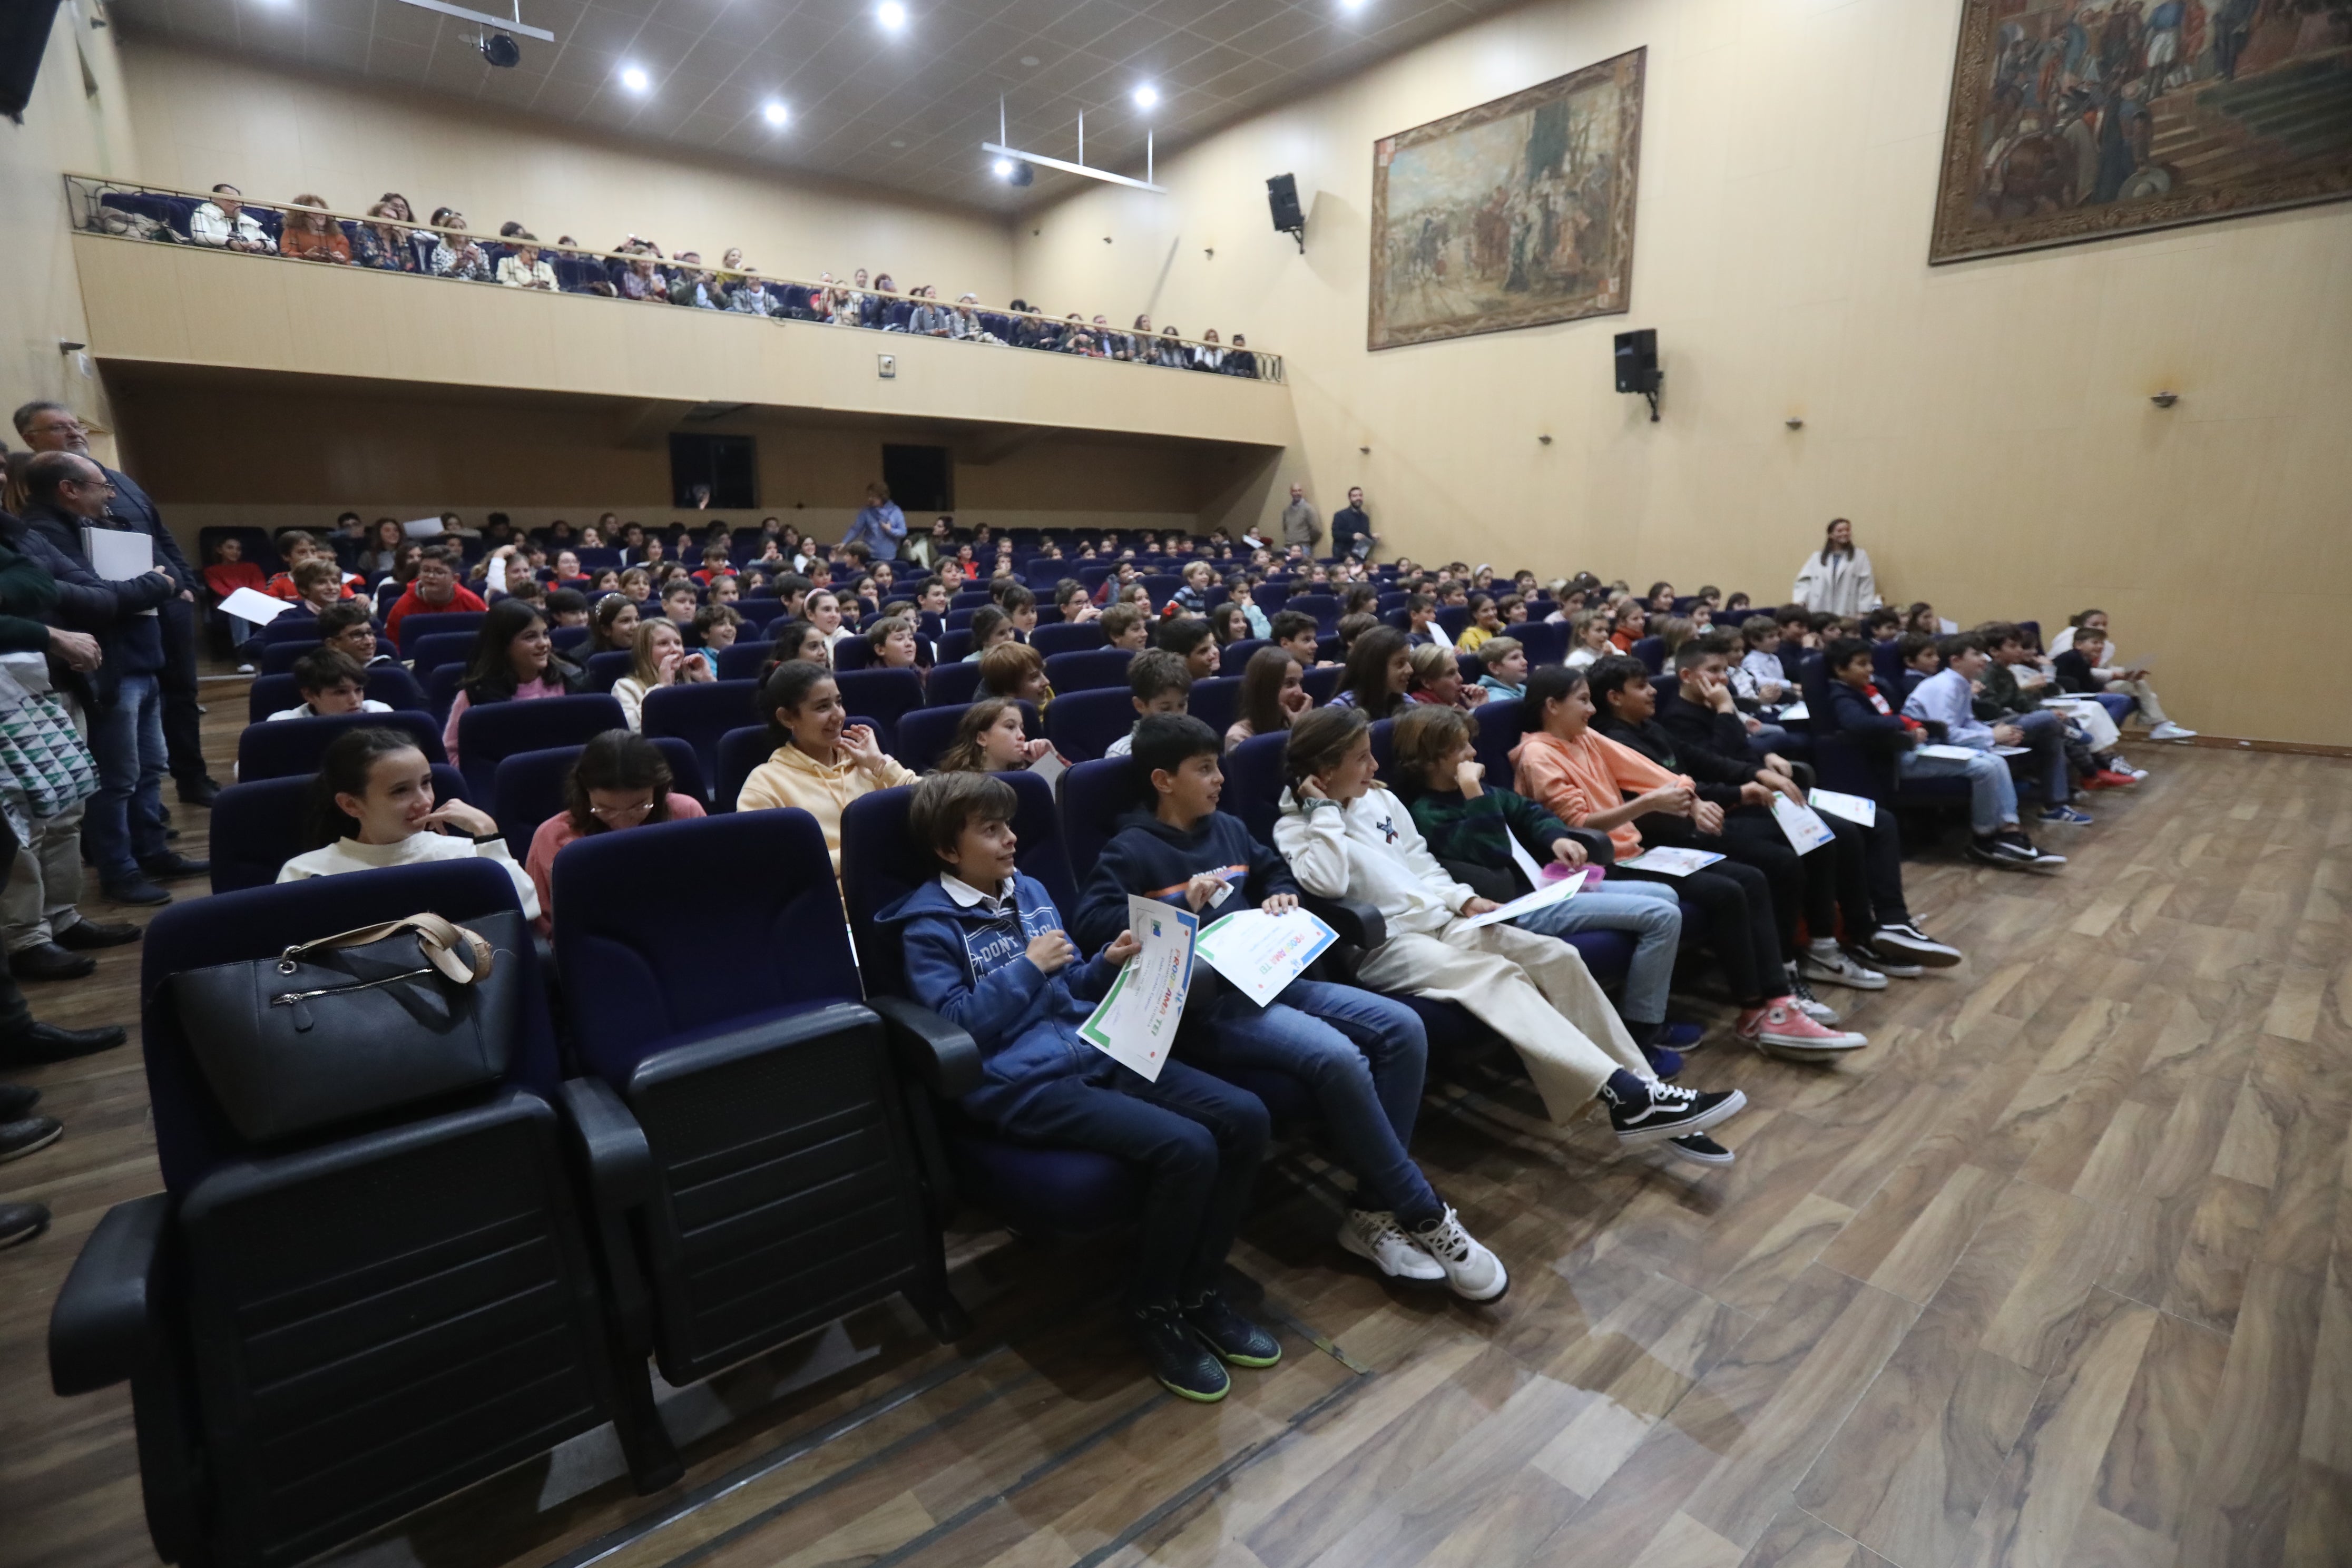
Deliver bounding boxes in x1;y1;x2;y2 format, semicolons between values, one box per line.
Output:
12;452;207;906
13;403;220;806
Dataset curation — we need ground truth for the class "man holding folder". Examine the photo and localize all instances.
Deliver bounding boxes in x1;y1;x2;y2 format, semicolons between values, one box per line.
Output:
12;453;208;906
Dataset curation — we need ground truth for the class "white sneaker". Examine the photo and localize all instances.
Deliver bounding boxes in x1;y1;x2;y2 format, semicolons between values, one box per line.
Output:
1787;975;1843;1021
1407;1207;1509;1301
2148;721;2197;741
1337;1209;1444;1283
1799;944;1888;991
235;663;255;674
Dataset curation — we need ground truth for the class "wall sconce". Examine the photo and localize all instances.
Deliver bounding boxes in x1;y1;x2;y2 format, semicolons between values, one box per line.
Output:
1358;445;1369;454
2150;391;2179;408
1537;434;1553;445
1785;417;1804;429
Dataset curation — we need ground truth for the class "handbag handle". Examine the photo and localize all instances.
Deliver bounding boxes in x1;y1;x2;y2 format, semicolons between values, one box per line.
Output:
277;914;495;986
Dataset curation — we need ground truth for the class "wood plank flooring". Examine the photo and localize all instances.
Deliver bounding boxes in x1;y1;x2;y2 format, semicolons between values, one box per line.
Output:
2;688;2346;1568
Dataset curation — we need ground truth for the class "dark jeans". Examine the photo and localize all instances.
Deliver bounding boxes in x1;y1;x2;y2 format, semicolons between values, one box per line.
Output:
1718;807;1910;952
2008;708;2071;805
1609;856;1788;1004
159;597;211;788
0;824;30;1041
84;673;169;886
997;1059;1269;1310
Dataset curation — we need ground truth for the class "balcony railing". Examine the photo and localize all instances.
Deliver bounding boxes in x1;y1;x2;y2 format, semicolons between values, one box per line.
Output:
62;174;1282;385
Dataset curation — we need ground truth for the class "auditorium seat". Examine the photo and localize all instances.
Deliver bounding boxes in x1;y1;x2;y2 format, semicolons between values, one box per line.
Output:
208;765;472;893
1187;675;1241;737
1631;635;1666;675
408;631;477;681
925;661;984;708
1218;638;1267;675
831;668;927;751
1287;594;1339;633
584;650;633;693
1044;688;1135;762
553;811;966;1386
394;610;486;658
1514;622;1570;666
1043;648;1133;694
455;693;627;800
1302;665;1342;704
491;739;707;857
48;862;680;1568
640;680;762;789
888;701;1040;773
1030;622;1108;657
717;642;770;681
258;640;320;674
237;709;446;780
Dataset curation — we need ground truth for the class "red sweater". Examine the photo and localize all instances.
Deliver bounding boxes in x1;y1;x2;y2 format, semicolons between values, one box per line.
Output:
202;562;266;600
384;582;487;643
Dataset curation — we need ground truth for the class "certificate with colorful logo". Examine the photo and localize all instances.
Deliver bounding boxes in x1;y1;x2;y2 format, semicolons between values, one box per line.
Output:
1195;908;1338;1008
1079;895;1197;1081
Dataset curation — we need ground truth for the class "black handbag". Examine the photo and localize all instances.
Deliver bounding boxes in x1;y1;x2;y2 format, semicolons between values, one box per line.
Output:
170;912;524;1143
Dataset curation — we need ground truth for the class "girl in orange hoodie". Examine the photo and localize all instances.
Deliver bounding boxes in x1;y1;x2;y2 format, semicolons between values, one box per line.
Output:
1509;664;1865;1060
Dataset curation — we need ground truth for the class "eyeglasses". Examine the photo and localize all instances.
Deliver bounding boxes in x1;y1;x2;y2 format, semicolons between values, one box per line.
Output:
589;799;656;823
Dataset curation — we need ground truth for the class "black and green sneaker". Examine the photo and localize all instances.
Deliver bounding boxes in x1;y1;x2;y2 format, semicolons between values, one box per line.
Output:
1135;1305;1230;1402
1182;1293;1281;1369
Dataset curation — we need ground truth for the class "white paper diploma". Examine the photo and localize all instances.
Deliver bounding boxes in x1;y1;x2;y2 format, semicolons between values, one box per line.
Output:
1916;743;1981;761
1617;846;1724;877
81;526;153;582
1195;908;1336;1007
402;517;446;539
217;586;292;626
1769;794;1837;855
1077;895;1194;1081
1775;702;1810;722
1461;873;1584;929
1809;788;1878;828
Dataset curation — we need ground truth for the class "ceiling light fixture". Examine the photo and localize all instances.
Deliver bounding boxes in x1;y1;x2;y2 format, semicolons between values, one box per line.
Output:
983;95;1165;193
1132;84;1158;110
877;1;907;29
992;158;1015;178
763;100;789;126
395;0;554;41
620;64;650;92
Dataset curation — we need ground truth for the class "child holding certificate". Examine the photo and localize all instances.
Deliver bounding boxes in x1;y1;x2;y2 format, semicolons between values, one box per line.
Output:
1275;707;1750;1165
1074;716;1506;1300
877;772;1279;1406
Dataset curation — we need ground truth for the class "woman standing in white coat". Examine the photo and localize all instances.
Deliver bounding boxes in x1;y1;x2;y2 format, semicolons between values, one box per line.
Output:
1790;518;1878;616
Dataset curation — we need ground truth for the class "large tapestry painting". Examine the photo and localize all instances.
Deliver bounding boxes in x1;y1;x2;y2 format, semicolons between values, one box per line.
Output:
1930;0;2352;262
1368;50;1645;351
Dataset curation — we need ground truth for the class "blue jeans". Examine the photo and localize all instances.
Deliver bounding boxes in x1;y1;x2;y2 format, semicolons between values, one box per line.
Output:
1188;977;1441;1226
84;673;169;885
1901;746;2016;835
997;1059;1269;1311
1516;882;1682;1026
2008;708;2072;805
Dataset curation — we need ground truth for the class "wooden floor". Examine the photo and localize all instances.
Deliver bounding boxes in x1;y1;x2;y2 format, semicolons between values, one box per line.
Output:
2;691;2347;1568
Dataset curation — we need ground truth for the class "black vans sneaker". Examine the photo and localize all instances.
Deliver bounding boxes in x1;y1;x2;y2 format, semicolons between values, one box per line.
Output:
1135;1305;1230;1402
1182;1293;1281;1368
1607;1081;1748;1148
1665;1132;1737;1167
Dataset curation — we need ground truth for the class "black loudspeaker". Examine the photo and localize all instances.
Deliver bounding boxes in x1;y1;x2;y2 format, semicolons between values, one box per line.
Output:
0;0;65;121
479;32;522;67
1613;329;1659;394
1267;174;1305;233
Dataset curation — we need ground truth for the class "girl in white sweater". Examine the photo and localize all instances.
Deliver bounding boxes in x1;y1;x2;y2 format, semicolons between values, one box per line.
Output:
278;727;541;918
1270;707;1743;1162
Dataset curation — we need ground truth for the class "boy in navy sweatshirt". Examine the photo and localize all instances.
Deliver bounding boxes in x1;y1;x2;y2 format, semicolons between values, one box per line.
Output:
1074;715;1506;1302
877;771;1278;1403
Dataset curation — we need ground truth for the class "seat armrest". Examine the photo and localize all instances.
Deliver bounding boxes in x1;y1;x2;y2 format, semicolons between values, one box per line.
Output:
1302;894;1385;951
1564;827;1615;867
557;1077;655;1209
51;1192;170;1396
868;995;981;1101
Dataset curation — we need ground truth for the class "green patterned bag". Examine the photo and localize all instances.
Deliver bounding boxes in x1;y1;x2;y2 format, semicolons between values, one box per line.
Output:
0;664;99;842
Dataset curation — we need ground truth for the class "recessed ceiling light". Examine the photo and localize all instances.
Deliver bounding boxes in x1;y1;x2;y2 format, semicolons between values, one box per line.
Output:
1339;0;1369;11
1020;55;1039;66
620;64;650;92
763;100;788;126
876;1;906;28
1132;84;1158;110
992;158;1015;178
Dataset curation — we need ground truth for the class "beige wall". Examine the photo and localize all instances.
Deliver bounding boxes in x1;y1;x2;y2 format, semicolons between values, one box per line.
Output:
1013;0;2352;747
2;2;138;450
116;39;1014;302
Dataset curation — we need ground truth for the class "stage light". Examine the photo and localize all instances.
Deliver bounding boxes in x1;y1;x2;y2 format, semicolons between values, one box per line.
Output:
877;1;906;29
1132;84;1158;110
763;100;789;126
620;64;650;92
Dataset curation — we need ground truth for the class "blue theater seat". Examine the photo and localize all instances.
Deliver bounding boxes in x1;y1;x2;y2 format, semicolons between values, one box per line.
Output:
1031;621;1108;657
395;609;486;658
455;693;626;800
640;680;762;789
208;765;472;894
236;709;446;781
1043;647;1133;694
1045;688;1136;762
257;640;321;674
830;668;927;750
1218;638;1268;675
491;739;707;858
407;631;477;680
1187;675;1241;737
925;660;985;708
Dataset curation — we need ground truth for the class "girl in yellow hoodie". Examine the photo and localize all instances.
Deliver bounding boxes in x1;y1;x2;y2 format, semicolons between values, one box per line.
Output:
736;660;918;871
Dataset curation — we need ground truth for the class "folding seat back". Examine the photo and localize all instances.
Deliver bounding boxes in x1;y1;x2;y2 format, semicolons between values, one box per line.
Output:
1473;699;1524;786
937;629;974;663
247;674;298;724
48;863;677;1568
456;693;626;800
585;650;633;692
717;642;770;681
1285;593;1339;633
408;631;477;679
492;740;705;858
237;709;446;781
950;590;995;611
362;664;432;713
1043;646;1133;693
1142;574;1182;603
1302;665;1343;704
395;610;485;657
426;662;466;719
830;636;874;671
259;615;328;646
257;641;320;675
553;812;961;1381
209;766;472;893
831;668;926;748
1222;731;1290;846
1045;688;1137;762
925;660;984;708
1631;635;1667;674
1436;606;1473;640
1056;757;1145;879
1514;622;1570;667
1255;583;1288;615
640;680;762;789
1030;621;1107;657
945;608;975;631
1218;638;1267;675
1378;592;1411;614
1188;675;1242;736
713;724;772;811
552;624;592;654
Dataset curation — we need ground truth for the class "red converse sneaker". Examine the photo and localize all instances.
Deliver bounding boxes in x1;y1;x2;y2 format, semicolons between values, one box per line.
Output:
1736;998;1869;1061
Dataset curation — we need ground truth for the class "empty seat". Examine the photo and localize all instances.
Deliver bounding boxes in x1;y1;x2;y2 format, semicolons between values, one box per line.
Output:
1218;638;1268;675
1043;648;1133;694
1030;622;1108;657
237;709;446;781
394;610;486;657
925;661;984;708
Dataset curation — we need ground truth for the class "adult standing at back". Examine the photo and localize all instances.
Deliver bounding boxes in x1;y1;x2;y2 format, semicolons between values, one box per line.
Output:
14;402;220;805
1280;483;1321;554
844;481;907;562
1331;486;1377;562
1790;517;1878;616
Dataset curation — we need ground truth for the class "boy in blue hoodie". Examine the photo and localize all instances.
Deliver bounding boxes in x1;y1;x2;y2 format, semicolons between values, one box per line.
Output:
1074;716;1506;1302
878;771;1278;1403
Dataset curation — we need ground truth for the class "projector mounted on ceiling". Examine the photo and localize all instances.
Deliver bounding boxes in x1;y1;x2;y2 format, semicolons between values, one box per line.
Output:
397;0;553;45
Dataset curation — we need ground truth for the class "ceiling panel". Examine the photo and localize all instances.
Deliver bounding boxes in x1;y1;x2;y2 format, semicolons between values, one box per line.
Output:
114;0;1517;211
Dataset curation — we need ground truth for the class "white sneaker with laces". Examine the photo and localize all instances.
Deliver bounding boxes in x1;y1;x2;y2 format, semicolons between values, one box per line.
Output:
1787;976;1843;1021
2148;721;2197;741
1407;1207;1509;1302
1337;1209;1444;1282
1800;944;1887;991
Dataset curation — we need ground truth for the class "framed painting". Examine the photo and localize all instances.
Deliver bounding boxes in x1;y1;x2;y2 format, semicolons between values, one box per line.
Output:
1929;0;2352;263
1368;48;1645;351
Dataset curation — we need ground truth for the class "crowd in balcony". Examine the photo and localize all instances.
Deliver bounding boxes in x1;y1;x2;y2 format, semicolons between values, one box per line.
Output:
91;180;1267;374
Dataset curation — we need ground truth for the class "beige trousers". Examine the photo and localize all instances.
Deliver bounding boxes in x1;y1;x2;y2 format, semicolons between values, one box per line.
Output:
1353;918;1650;1124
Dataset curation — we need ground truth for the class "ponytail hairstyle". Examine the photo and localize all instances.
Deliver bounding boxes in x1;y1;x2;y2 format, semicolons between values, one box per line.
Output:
1282;705;1368;796
1521;663;1587;732
564;730;678;836
306;727;426;848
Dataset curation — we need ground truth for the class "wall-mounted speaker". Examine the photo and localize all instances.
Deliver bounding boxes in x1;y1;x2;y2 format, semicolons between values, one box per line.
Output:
1613;329;1659;394
1267;173;1305;250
